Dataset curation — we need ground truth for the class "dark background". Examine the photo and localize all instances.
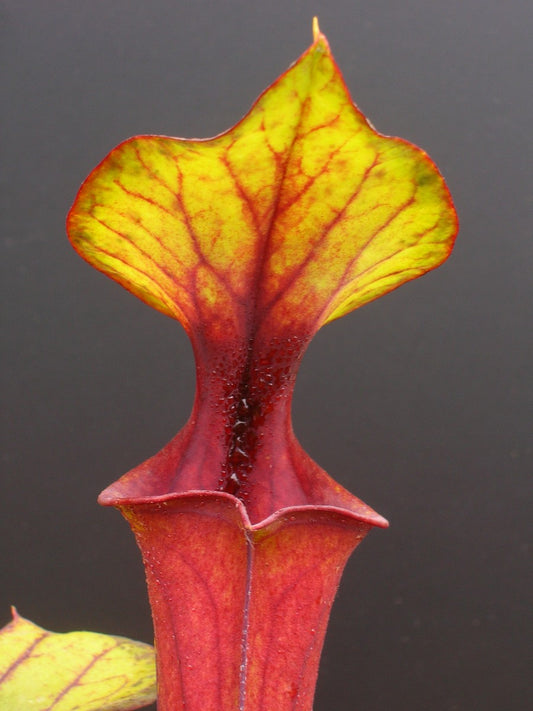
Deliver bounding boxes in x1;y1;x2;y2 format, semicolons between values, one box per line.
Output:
2;1;531;710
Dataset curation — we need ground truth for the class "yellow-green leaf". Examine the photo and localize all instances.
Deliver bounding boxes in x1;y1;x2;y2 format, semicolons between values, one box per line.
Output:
0;608;156;711
67;21;457;348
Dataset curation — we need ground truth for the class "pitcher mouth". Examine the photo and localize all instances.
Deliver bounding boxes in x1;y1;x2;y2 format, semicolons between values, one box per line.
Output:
98;486;389;531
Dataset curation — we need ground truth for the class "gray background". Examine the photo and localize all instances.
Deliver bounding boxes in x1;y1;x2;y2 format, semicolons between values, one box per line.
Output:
1;1;531;710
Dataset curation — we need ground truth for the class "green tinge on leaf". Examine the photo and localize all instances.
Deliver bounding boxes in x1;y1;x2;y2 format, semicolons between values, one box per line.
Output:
0;608;156;711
